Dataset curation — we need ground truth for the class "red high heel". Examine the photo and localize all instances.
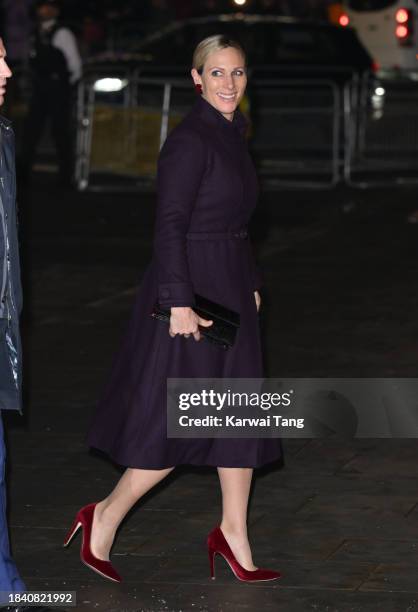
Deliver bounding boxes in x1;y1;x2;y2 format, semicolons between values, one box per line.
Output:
207;526;281;582
63;503;122;583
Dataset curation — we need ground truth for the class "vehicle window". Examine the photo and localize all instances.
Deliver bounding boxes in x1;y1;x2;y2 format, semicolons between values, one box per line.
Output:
187;22;264;63
139;26;192;63
275;28;335;64
347;0;398;11
139;21;265;65
251;24;339;65
139;21;369;67
177;23;341;66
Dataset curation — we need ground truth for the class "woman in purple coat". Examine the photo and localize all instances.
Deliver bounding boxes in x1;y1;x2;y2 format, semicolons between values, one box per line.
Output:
64;35;282;584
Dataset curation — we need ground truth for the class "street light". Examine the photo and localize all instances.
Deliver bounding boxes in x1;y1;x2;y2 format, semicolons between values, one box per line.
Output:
93;78;129;93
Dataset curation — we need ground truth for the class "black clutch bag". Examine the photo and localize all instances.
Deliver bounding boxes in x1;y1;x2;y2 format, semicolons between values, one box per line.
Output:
150;293;240;350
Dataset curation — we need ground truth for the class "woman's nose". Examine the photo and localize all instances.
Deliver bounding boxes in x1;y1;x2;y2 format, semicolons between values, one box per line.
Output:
0;60;11;78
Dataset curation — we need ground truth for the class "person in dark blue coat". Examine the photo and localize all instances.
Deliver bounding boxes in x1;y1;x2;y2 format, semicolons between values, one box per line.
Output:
64;35;282;584
0;37;26;598
0;37;40;612
0;38;54;612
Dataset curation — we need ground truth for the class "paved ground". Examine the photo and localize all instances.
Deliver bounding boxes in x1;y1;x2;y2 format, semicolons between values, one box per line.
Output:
3;177;418;611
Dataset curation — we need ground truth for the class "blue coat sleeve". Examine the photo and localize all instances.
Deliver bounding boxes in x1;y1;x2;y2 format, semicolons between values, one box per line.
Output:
153;127;206;308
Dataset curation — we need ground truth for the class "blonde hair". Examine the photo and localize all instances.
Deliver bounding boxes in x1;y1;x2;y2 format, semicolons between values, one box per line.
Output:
192;35;246;74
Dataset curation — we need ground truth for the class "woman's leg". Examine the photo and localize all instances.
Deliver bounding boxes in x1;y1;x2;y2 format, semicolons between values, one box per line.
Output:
91;466;175;560
217;467;257;571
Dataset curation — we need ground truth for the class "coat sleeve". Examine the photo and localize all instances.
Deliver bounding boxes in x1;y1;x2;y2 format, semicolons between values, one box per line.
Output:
153;127;206;308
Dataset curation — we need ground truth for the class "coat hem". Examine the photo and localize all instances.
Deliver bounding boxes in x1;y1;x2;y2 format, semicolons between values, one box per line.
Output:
88;444;282;471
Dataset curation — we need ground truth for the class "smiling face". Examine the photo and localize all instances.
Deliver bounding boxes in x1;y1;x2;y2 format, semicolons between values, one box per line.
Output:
0;39;12;107
191;46;247;121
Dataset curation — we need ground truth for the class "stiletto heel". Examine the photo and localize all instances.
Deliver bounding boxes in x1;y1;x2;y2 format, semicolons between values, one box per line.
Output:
206;526;281;583
63;518;81;547
208;546;216;579
63;503;122;583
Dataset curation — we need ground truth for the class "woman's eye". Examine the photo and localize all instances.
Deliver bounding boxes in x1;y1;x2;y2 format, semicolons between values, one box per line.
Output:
210;69;246;77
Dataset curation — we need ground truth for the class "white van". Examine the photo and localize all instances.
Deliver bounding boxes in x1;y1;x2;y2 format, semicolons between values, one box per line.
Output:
342;0;418;70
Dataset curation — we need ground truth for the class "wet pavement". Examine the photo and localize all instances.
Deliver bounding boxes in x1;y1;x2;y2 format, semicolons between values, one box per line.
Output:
4;177;418;611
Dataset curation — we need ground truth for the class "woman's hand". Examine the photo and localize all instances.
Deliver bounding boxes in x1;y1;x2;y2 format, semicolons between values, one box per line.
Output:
254;290;261;312
169;307;213;341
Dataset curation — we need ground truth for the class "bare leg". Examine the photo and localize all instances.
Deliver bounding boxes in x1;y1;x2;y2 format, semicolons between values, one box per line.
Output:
217;467;257;571
91;466;175;560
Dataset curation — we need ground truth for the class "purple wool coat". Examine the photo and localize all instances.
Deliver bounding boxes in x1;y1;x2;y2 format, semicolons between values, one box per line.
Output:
87;94;283;469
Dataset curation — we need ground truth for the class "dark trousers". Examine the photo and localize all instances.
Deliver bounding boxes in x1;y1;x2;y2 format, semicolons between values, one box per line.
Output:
21;79;73;183
0;412;25;594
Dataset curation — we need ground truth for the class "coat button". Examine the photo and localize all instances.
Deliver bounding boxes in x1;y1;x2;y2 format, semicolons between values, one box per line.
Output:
161;288;170;299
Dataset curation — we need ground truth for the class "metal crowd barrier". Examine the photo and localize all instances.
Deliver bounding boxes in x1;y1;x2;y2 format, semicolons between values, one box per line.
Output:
75;74;342;191
7;65;418;191
243;78;341;190
344;69;418;187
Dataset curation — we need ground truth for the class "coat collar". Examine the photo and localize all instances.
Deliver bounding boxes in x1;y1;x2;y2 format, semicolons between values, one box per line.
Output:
191;94;248;138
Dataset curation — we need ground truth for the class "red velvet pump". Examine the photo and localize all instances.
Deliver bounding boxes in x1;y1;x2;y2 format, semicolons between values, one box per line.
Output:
63;503;122;583
207;526;281;582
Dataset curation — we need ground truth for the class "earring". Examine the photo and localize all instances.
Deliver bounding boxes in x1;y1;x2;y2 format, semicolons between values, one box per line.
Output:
194;83;202;95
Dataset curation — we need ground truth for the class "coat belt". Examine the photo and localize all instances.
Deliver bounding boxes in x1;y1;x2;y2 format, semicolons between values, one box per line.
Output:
186;229;248;240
